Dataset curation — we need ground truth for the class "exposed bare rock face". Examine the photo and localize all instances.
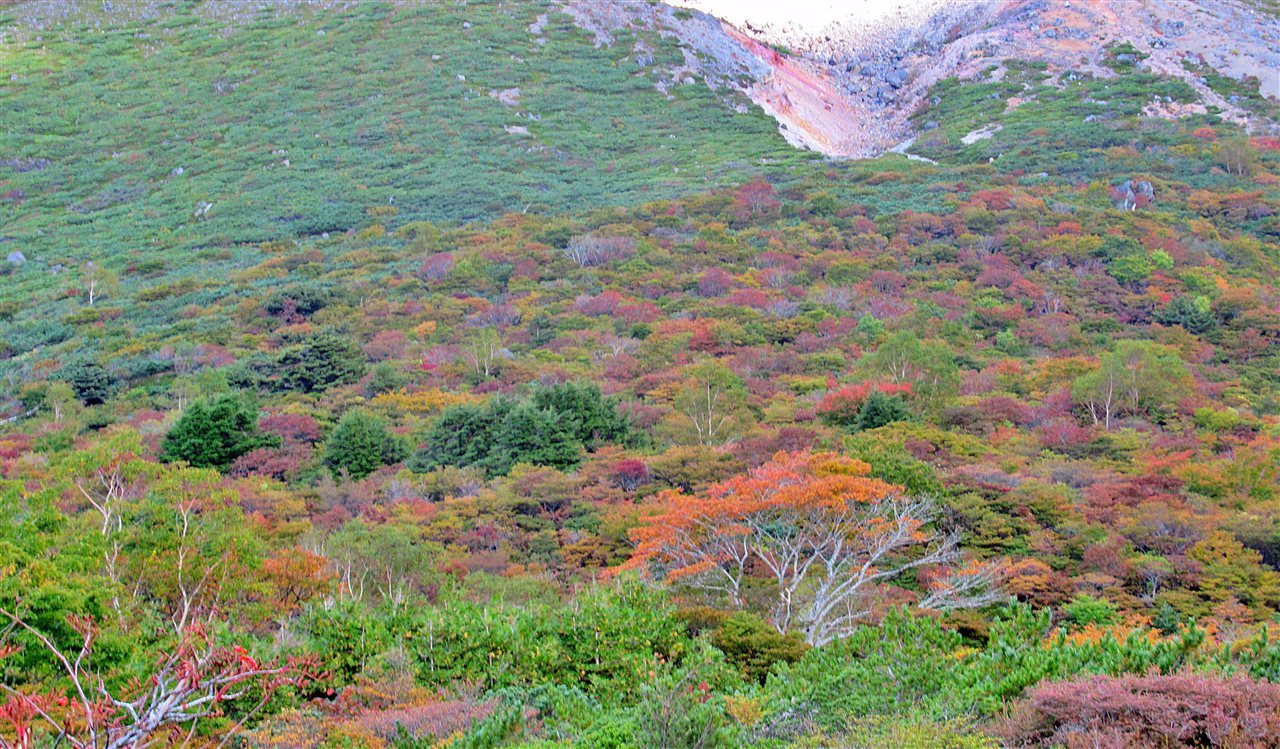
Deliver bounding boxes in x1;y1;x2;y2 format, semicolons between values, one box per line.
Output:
718;24;894;158
565;0;1280;159
562;0;919;157
559;2;769;99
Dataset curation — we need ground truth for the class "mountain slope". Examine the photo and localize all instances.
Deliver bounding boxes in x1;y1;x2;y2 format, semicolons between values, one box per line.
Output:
0;1;810;265
0;1;1279;748
678;0;1280;157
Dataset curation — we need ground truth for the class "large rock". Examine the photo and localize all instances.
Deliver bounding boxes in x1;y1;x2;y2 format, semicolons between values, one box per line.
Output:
1119;179;1155;210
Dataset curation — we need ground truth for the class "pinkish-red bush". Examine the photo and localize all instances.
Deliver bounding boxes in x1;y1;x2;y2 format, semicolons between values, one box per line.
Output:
260;412;322;444
230;445;313;481
998;673;1280;748
976;255;1023;289
732;427;817;468
976;395;1033;426
726;288;770;309
615;301;660;324
868;269;906;294
697;268;733;297
364;329;408;361
612;459;651;491
576;290;623;316
350;699;497;743
418;252;455;282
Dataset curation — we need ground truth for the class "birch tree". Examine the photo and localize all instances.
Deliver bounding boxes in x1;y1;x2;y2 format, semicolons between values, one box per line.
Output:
671;360;752;446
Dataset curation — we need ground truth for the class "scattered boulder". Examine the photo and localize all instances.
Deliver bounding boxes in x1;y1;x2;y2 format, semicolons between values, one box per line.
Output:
962;123;1003;144
489;87;521;106
6;251;25;264
1116;179;1155;211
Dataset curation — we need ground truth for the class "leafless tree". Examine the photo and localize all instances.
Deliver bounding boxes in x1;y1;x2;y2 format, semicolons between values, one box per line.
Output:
0;610;315;749
562;235;635;267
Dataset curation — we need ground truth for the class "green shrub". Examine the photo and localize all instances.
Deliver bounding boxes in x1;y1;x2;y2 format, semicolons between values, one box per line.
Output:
274;334;366;393
531;382;637;449
393;581;689;697
856;391;912;431
1061;595;1118;629
411;398;585;478
839;715;997;749
1155;295;1216;334
1108;253;1152;286
160;393;275;470
765;607;1206;725
60;359;114;405
323;408;408;479
709;612;808;684
843;438;944;495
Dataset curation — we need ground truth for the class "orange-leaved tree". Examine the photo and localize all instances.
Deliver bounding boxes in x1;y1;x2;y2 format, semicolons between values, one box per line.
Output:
623;451;1004;646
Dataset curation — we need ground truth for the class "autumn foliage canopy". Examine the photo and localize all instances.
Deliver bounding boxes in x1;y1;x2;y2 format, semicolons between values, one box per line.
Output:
625;451;1004;645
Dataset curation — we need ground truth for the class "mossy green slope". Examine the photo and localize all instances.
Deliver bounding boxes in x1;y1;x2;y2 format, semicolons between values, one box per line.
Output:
0;1;807;267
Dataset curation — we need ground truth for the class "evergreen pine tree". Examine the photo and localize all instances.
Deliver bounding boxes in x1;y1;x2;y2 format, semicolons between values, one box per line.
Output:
324;408;406;479
533;381;634;447
1155;296;1216;334
483;402;581;476
61;360;114;405
276;334;366;393
410;399;509;473
161;394;272;469
856;391;911;431
1152;602;1183;635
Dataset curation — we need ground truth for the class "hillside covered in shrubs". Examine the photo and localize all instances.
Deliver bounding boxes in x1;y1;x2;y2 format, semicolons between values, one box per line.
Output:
1;1;1279;747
